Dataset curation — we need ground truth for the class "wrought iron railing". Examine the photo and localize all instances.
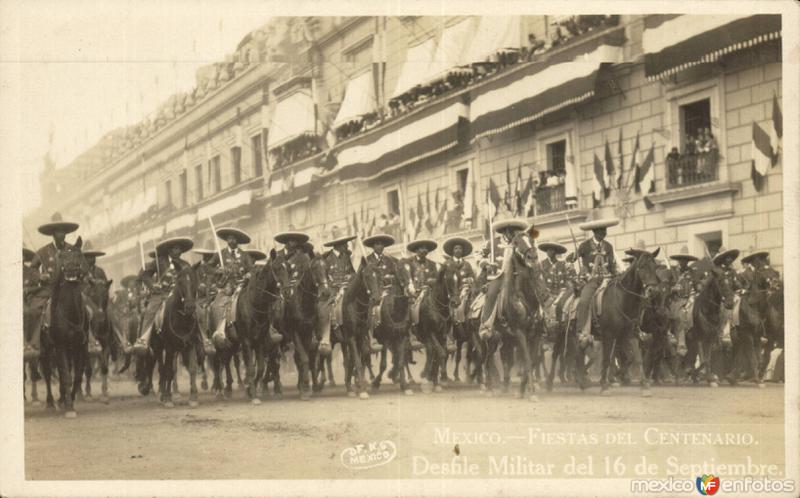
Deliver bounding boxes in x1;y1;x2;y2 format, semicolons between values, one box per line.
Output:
535;183;570;215
666;149;719;189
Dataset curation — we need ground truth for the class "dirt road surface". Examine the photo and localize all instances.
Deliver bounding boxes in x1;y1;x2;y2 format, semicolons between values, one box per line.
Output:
25;366;785;481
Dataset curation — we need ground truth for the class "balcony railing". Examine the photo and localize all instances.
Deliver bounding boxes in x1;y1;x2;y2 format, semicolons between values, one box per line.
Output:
666;150;719;189
535;183;570;215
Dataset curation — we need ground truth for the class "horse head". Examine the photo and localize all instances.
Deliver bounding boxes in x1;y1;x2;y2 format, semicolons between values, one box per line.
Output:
174;267;198;315
309;255;330;297
631;248;662;298
511;231;538;269
439;263;459;308
59;237;85;284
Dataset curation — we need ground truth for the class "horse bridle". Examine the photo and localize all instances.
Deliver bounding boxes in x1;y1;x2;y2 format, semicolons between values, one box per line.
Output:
248;262;284;316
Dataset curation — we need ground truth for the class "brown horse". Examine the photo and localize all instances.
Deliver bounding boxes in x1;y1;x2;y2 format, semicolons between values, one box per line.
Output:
684;259;735;387
594;249;662;396
230;249;287;404
40;237;89;417
336;258;373;397
82;279;113;403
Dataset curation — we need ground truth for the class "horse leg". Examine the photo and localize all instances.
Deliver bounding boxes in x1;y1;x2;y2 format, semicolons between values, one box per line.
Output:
599;333;615;394
348;335;366;398
513;330;532;400
253;340;265;403
224;351;234;399
82;357;92;402
371;347;387;391
161;348;175;407
327;350;336;386
628;333;651;397
69;346;86;417
243;340;258;402
100;346;110;403
187;346;199;407
42;355;56;409
547;323;565;392
233;352;245;391
171;354;181;400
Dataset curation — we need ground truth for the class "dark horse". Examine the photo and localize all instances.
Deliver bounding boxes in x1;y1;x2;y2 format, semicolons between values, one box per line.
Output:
228;250;287;404
593;249;662;395
83;278;113;403
759;269;783;381
683;259;734;387
139;267;200;407
410;263;456;394
481;231;544;400
41;237;88;417
333;258;373;398
366;257;412;396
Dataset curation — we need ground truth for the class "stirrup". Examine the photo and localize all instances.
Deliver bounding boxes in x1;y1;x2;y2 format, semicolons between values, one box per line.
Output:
370;340;383;353
319;341;332;356
23;345;40;361
132;339;149;356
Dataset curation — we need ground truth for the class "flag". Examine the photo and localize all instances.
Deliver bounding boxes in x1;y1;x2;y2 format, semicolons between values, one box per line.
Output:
564;135;578;207
487;178;501;220
352;211;359;236
416;192;424;234
604;139;614;197
770;94;782;166
515;162;524;216
505;161;513;212
407;206;417;240
637;143;655;208
627;131;641;191
593;153;606;208
751;122;772;192
617;127;624;189
521;173;534;217
462;165;474;223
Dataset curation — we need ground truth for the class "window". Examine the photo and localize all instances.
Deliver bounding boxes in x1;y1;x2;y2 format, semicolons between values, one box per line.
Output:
680;99;711;151
179;171;187;207
252;134;263;177
383;188;402;240
231;146;242;184
386;189;400;216
696;231;722;258
343;37;373;67
195;164;203;201
546;139;567;176
211;155;221;193
536;128;575;215
456;168;469;197
164;179;172;207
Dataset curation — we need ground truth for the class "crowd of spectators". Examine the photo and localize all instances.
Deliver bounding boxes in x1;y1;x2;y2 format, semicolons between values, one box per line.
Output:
666;127;720;186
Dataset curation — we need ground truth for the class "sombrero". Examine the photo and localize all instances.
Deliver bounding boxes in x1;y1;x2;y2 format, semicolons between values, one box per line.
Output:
363;234;395;248
216;227;251;244
741;250;769;265
81;240;106;258
624;239;649;258
323;234;357;248
192;248;216;257
407;239;437;253
712;247;740;266
121;275;138;289
155;237;194;257
578;218;619;231
622;255;635;264
37;212;79;237
670;245;698;262
23;248;35;262
443;237;473;257
246;249;267;261
538;242;567;255
493;219;528;234
274;231;310;245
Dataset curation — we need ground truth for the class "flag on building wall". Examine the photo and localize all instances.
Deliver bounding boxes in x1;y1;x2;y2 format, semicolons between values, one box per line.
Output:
604;139;614;196
462;164;474;224
564;134;578;208
593;153;606;208
616;127;624;189
751;122;772;192
514;162;524;216
521;173;534;217
627;131;641;191
770;93;782;166
487;178;501;220
416;192;424;235
636;143;655;209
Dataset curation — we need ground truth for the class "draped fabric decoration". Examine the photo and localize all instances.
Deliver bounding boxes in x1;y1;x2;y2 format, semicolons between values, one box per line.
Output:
391;38;438;99
751;122;772;192
463;16;522;63
334;70;377;130
424;17;478;84
268;166;315;207
469;28;625;142
268;89;317;150
332;99;468;183
643;14;781;81
196;187;254;220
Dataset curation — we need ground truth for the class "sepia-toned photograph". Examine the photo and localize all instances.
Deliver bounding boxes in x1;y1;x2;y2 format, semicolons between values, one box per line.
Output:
2;1;798;496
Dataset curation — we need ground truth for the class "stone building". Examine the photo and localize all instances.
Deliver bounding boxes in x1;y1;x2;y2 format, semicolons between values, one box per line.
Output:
24;14;784;280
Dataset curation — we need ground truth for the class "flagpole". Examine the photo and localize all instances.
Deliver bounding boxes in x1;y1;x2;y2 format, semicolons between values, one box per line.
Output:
207;216;225;270
138;239;146;271
151;237;161;281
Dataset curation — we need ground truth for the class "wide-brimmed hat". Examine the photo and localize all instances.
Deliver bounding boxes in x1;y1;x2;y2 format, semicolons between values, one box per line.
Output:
121;275;138;288
246;249;267;261
216;227;251;244
38;212;79;237
407;239;437;253
192;248;216;258
670;245;698;262
712;247;740;266
443;237;473;257
156;237;194;257
622;255;635;264
274;231;310;245
493;219;528;235
23;248;36;262
81;240;106;258
741;250;769;265
538;242;567;255
578;218;619;231
363;234;395;248
323;234;357;248
624;239;650;258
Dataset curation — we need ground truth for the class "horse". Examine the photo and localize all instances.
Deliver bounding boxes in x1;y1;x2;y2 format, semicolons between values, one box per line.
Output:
480;230;545;400
545;288;580;391
82;278;113;403
593;249;662;396
760;270;784;381
366;257;412;396
40;237;89;417
227;249;287;404
337;258;374;398
409;263;456;394
641;266;680;386
683;259;735;387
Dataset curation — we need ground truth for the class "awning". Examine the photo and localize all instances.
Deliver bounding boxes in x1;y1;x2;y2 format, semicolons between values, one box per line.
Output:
333;99;468;183
470;30;625;141
390;37;438;99
333;70;377;129
165;212;196;233
268;90;317;150
197;188;253;220
268;165;317;207
425;18;478;82
463;16;522;63
643;15;781;80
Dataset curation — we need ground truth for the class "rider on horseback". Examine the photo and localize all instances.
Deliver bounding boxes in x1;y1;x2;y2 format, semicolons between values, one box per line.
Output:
575;218;619;343
407;239;445;350
538;242;572;324
668;246;700;355
26;213;82;361
132;237;194;355
713;247;743;344
210;228;254;348
443;237;475;350
81;241;109;356
318;234;357;356
364;233;398;354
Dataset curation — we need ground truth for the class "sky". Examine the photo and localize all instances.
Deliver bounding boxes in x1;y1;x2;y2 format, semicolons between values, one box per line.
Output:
1;0;270;215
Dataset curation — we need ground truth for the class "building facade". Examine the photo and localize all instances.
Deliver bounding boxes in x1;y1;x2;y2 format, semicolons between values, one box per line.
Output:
24;14;784;281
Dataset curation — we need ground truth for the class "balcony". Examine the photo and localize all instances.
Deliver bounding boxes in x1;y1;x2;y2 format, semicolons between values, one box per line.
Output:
666;149;719;189
535;183;571;215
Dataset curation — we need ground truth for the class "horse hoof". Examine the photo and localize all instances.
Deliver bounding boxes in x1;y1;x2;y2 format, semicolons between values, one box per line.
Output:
516;392;524;400
300;393;311;401
611;382;621;388
347;391;357;398
529;395;539;402
65;411;77;419
273;393;283;400
533;382;541;391
328;380;336;387
173;392;182;401
100;396;109;404
421;382;433;394
359;392;369;400
163;401;175;408
215;391;224;400
710;382;719;388
434;385;443;393
641;389;653;398
479;384;487;393
251;398;262;405
189;400;199;408
404;389;414;396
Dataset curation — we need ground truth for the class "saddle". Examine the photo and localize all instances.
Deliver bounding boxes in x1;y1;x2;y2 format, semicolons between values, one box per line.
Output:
411;289;428;326
226;286;242;324
452;287;471;323
591;278;611;319
330;289;345;328
469;292;486;320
